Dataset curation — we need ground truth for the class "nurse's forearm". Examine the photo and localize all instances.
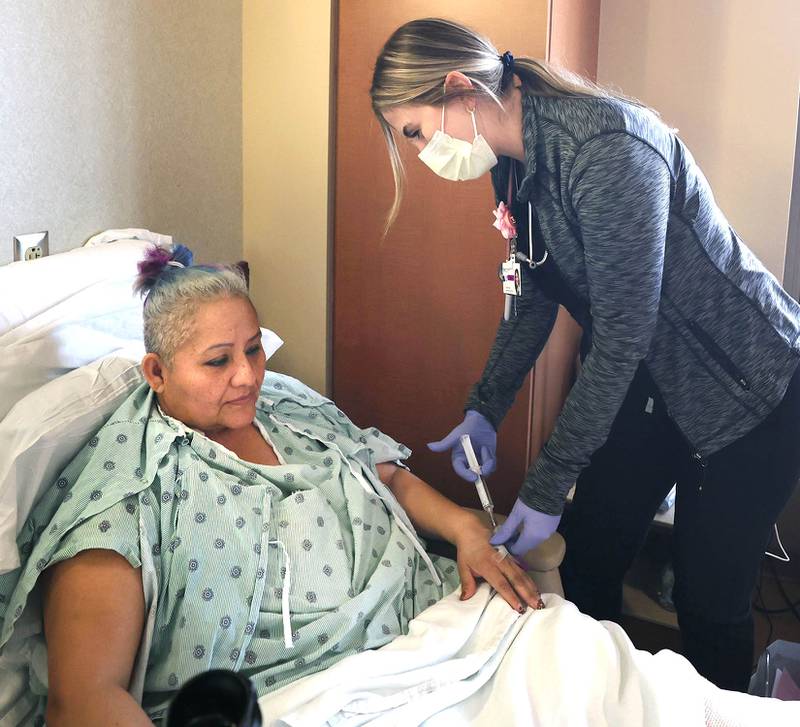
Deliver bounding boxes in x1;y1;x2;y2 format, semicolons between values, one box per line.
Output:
377;464;487;545
465;284;558;429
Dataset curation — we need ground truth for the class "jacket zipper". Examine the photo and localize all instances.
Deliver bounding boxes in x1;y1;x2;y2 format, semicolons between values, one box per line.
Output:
659;384;708;492
686;320;751;391
692;451;707;492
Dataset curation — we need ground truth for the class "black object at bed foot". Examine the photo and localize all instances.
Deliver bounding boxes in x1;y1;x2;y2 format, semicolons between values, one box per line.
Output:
166;669;262;727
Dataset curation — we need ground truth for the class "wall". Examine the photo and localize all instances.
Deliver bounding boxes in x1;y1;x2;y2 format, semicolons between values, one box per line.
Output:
597;0;800;279
597;0;800;570
242;0;333;394
0;0;242;266
549;0;601;79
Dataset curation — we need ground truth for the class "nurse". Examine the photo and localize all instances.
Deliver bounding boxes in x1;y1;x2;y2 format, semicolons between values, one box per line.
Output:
371;17;800;691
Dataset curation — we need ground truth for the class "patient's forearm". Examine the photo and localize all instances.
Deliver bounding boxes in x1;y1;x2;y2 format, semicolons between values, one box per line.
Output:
46;687;153;727
378;464;487;545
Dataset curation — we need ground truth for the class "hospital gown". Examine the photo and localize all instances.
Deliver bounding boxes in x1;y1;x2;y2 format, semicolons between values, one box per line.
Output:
0;374;459;724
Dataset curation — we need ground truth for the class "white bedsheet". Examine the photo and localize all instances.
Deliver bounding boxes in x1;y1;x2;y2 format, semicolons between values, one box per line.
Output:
259;586;800;727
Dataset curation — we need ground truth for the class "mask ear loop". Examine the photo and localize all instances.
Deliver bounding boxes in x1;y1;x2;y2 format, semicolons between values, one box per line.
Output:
441;78;448;134
468;108;479;140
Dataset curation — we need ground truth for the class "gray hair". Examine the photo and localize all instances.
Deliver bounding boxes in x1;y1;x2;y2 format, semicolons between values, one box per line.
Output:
139;264;250;363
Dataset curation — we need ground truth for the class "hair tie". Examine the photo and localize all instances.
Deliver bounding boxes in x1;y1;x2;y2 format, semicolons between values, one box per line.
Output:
133;243;195;297
501;51;515;72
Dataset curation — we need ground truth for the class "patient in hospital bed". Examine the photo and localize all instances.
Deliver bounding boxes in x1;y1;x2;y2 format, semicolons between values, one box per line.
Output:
0;244;797;726
0;246;540;725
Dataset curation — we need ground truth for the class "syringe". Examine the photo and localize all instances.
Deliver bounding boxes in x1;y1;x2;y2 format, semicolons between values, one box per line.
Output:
460;434;497;529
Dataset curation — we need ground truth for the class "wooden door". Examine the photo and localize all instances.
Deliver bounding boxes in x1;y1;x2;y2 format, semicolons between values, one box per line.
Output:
333;1;549;516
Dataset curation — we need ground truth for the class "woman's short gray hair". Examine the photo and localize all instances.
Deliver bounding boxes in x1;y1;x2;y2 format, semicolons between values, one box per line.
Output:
134;245;250;362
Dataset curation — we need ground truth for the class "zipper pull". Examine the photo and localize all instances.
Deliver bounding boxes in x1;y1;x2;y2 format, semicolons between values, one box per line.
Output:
693;452;707;492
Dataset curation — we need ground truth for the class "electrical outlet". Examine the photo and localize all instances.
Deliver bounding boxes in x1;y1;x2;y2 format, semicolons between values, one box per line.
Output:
13;231;49;262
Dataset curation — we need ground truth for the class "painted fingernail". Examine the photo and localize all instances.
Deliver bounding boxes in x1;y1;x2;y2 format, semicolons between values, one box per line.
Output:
517;605;526;614
536;598;545;610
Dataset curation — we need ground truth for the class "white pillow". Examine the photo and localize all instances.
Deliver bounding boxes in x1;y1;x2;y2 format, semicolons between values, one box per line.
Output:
0;235;170;420
0;232;170;338
82;228;172;250
260;328;284;362
0;350;144;574
0;330;283;574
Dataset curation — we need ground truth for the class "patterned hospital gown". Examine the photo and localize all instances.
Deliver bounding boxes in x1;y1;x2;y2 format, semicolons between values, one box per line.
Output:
0;374;459;723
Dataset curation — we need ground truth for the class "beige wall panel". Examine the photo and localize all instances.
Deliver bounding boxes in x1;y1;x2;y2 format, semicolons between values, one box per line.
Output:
0;0;242;266
243;0;332;394
597;0;800;279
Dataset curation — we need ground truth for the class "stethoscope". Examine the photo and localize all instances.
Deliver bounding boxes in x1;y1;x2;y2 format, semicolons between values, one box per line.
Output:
517;200;549;270
501;162;548;320
511;156;548;269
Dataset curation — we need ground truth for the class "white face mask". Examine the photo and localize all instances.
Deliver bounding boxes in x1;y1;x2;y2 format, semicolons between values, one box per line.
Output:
418;105;498;181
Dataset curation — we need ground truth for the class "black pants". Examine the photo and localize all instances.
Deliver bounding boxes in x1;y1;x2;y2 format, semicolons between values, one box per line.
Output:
560;363;800;692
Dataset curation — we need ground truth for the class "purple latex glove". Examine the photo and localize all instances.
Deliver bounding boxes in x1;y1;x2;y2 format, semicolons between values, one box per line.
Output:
427;410;497;482
490;498;561;557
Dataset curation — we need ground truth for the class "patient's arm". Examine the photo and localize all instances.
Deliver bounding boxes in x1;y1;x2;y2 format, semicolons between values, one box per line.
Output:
376;463;479;544
377;464;541;612
42;549;152;727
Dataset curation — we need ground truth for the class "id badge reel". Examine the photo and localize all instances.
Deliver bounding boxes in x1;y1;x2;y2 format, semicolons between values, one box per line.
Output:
500;258;521;296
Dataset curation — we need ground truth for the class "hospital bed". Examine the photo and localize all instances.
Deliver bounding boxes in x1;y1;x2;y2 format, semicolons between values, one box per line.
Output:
4;231;796;726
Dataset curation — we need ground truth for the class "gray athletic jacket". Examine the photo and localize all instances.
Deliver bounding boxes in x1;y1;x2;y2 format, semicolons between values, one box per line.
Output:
465;92;800;515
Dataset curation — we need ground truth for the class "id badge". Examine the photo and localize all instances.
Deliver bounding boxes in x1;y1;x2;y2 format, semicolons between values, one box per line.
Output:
501;258;521;296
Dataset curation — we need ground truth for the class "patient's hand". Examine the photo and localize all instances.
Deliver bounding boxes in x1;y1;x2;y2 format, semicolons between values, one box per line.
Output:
454;519;543;613
375;464;544;612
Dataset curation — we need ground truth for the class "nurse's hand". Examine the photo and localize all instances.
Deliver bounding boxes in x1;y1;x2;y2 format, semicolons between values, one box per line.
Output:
427;410;497;482
490;498;561;557
454;521;542;613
